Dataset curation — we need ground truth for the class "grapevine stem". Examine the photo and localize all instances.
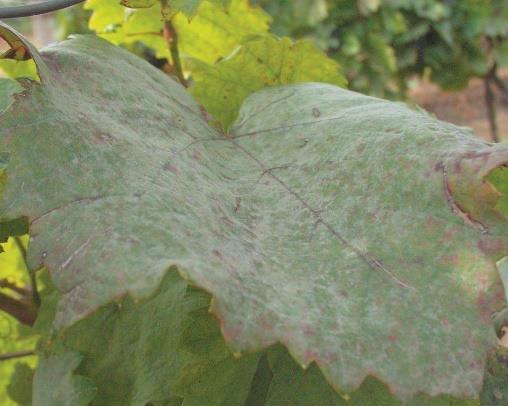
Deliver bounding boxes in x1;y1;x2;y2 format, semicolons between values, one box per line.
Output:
0;291;37;326
163;18;187;86
0;350;35;361
485;65;500;143
14;236;40;307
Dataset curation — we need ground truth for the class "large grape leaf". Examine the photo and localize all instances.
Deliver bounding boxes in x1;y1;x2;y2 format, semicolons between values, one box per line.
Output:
0;24;507;401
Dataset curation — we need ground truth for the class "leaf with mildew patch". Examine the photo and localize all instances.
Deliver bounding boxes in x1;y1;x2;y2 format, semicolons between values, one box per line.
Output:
0;23;507;401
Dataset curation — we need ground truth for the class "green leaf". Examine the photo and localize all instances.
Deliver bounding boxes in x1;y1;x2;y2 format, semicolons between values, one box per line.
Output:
480;348;508;405
498;257;508;303
0;79;22;116
174;0;271;64
0;218;28;244
495;40;508;68
36;271;259;404
1;25;507;401
190;34;347;129
43;271;190;403
85;0;270;63
84;0;125;32
120;0;156;8
170;0;232;19
33;351;97;406
6;362;33;406
265;346;346;405
0;235;36;405
358;0;381;16
486;166;508;217
174;287;261;405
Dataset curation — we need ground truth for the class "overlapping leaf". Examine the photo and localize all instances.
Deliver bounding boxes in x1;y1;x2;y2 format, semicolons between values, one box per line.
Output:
32;351;96;405
33;271;478;405
0;24;507;401
0;235;36;405
85;0;270;62
190;34;347;128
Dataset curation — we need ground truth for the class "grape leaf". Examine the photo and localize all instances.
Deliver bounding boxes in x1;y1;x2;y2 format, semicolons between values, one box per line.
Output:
173;0;271;64
120;0;156;9
84;0;125;32
0;80;22;118
6;362;33;406
265;346;346;405
479;348;508;405
486;166;508;217
167;0;231;19
0;24;507;401
85;0;270;63
32;351;97;405
34;270;477;405
174;287;261;405
46;271;190;404
190;34;347;128
0;235;37;405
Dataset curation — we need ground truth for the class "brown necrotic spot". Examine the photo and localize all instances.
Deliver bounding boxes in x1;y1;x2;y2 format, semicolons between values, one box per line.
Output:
163;162;179;174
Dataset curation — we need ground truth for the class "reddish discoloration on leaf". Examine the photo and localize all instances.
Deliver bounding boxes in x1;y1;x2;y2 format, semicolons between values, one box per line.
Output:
163;162;179;174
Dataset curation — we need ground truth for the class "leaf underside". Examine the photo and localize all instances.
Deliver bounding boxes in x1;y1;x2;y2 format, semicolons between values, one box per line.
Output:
0;23;507;401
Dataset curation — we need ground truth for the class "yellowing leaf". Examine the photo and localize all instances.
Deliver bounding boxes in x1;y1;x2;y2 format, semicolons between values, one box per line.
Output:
169;0;231;18
0;236;28;285
85;0;270;65
114;6;170;59
174;0;271;64
0;236;36;406
85;0;124;32
0;60;37;81
120;0;156;8
190;35;347;129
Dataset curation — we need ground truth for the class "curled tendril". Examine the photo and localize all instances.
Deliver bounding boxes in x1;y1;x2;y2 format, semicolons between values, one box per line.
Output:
0;0;84;18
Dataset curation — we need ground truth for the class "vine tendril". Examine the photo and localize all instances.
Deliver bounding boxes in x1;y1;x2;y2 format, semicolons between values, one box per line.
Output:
0;0;84;18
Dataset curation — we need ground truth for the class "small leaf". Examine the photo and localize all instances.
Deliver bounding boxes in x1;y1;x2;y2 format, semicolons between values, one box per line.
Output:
84;0;125;32
358;0;381;16
190;34;347;129
174;0;271;64
6;362;33;406
0;79;23;116
174;288;260;405
85;0;270;64
265;346;346;405
169;0;231;19
33;351;97;406
43;271;190;403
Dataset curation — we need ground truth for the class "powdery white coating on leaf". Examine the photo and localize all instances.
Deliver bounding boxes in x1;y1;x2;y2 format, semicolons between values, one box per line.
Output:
0;25;507;401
